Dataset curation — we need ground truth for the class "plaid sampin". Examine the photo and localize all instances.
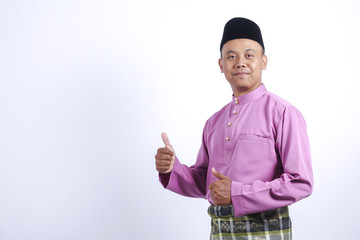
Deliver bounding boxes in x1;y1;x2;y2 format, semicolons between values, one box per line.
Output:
208;205;292;240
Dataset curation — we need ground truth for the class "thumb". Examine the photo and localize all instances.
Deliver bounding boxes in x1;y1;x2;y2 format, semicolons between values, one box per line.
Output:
161;132;173;150
211;167;229;180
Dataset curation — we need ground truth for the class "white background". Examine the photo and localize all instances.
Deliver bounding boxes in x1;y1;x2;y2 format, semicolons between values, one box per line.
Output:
0;0;359;239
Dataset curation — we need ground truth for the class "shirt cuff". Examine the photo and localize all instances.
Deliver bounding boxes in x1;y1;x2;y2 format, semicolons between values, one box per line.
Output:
158;157;180;188
231;181;247;217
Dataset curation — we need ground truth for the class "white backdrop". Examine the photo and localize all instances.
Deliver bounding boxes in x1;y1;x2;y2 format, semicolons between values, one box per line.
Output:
1;0;359;239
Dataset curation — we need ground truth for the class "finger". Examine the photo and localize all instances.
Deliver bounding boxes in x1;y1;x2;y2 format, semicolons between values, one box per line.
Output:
156;153;173;160
209;189;219;205
156;156;173;165
211;167;229;180
161;132;172;148
156;165;171;173
156;161;172;167
157;147;174;156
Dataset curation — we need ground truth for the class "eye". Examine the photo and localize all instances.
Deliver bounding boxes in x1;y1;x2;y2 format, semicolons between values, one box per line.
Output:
228;55;236;60
246;53;254;58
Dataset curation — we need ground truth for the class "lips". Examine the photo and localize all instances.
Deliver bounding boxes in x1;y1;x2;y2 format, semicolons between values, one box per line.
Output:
232;71;250;76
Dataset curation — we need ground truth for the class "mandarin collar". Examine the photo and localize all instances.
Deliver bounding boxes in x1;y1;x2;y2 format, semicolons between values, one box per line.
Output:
232;84;267;105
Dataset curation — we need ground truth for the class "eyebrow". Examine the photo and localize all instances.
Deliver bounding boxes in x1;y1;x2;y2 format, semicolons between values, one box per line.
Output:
244;48;256;52
225;48;256;55
225;50;237;55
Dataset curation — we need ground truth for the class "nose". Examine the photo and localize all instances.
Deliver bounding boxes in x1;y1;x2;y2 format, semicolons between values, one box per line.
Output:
235;57;246;68
236;62;246;68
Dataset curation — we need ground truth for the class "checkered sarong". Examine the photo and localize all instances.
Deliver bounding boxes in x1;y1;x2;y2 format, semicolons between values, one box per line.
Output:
208;205;292;240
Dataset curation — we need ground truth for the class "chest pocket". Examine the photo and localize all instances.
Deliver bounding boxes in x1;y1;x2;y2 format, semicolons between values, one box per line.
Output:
230;133;276;166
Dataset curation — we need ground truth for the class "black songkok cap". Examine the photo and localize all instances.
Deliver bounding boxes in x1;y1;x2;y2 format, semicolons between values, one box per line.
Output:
220;17;265;53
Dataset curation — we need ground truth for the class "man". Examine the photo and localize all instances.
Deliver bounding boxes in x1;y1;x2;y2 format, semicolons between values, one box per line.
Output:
155;17;313;240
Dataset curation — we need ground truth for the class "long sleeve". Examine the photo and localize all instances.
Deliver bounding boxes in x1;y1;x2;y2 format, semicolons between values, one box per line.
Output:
230;106;314;217
159;122;210;199
157;84;314;217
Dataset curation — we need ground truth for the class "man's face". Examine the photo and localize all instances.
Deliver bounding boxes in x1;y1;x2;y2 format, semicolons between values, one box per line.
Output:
219;39;267;97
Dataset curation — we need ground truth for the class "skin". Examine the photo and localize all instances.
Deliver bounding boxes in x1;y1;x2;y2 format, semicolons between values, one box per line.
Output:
155;133;232;205
155;133;175;174
209;168;232;205
219;38;268;97
155;38;268;206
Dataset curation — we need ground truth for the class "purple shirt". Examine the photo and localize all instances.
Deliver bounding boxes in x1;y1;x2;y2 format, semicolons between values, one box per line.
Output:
160;84;313;217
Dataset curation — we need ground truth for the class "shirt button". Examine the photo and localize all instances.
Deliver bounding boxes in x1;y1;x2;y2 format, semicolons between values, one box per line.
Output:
233;110;237;115
227;122;232;126
235;98;239;104
226;137;231;141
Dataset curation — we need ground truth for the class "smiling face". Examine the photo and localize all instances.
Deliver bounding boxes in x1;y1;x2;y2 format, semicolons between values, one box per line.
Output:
219;39;268;97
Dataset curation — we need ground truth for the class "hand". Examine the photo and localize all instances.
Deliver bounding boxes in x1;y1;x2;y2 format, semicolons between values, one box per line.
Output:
209;168;232;206
155;132;175;174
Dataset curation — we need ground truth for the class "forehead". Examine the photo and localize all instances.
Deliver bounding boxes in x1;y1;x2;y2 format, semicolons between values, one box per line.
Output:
222;38;262;54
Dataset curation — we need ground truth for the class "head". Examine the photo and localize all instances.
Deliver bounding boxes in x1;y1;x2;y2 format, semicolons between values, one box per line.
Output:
219;18;268;96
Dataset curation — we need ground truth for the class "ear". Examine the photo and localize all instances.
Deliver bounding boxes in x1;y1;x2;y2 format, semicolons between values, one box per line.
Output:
218;58;224;73
262;55;268;70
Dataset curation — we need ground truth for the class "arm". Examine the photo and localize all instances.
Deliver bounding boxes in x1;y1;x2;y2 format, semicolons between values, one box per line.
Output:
156;126;210;199
231;106;314;217
159;156;208;198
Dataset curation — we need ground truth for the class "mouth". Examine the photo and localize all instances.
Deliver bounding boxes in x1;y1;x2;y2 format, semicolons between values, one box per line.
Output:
232;71;250;77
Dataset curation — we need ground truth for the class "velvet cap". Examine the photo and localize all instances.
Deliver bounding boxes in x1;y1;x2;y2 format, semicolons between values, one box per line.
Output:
220;17;265;53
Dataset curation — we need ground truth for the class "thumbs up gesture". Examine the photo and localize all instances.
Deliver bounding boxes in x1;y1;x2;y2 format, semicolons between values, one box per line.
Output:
155;132;175;174
209;168;232;206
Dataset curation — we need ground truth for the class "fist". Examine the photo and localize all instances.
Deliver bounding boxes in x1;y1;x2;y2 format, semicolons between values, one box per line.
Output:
155;132;175;173
209;168;232;206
